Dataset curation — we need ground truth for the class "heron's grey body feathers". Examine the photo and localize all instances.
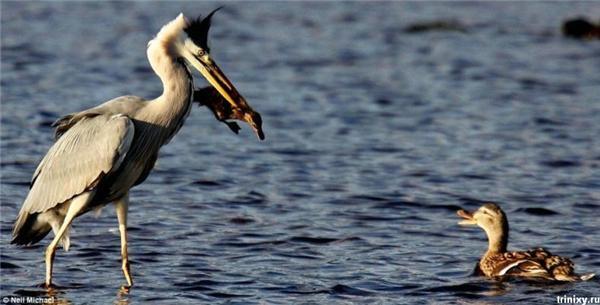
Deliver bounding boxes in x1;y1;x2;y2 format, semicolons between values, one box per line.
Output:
52;96;144;140
13;114;134;245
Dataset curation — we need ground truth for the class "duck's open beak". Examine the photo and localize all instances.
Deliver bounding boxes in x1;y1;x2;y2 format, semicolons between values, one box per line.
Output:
457;209;477;226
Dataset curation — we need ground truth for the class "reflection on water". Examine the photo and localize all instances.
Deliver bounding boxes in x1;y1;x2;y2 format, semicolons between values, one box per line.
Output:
11;287;71;305
116;288;131;305
1;1;599;304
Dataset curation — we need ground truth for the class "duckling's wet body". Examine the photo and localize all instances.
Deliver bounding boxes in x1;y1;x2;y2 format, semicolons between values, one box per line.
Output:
194;86;264;140
194;86;241;133
457;203;594;282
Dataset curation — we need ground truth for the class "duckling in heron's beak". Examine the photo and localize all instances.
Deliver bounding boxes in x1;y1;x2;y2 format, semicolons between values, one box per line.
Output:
457;203;595;282
193;86;264;140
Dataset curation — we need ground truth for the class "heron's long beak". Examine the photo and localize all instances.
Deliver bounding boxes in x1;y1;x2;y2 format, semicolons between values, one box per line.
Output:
195;56;241;108
186;53;264;140
457;209;477;226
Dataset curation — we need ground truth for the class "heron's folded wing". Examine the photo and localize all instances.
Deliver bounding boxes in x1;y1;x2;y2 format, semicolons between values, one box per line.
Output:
23;114;134;215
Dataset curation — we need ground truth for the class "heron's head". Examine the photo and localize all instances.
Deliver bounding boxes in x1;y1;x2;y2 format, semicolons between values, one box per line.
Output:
153;9;264;140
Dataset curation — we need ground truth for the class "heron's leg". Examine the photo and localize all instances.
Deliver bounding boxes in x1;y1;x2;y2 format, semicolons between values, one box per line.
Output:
115;194;133;287
45;191;92;287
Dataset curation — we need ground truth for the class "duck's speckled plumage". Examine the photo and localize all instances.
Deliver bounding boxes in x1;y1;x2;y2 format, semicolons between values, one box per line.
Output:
458;203;594;282
479;248;576;280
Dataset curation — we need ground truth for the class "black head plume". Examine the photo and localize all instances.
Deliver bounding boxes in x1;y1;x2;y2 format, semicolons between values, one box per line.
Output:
184;7;222;52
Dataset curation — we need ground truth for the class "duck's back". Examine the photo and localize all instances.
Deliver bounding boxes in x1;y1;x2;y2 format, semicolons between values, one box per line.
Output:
481;248;593;281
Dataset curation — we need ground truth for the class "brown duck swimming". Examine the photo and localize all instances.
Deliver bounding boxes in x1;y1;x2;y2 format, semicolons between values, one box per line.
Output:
457;203;595;281
194;86;264;140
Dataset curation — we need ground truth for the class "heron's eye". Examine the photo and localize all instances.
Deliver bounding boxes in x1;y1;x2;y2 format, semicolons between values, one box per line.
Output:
197;49;206;57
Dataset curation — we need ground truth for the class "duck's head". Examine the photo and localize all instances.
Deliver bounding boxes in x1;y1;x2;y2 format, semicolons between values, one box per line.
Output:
457;203;509;252
457;203;506;228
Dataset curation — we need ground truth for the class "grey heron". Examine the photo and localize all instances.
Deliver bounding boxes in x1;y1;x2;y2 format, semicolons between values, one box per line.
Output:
11;9;264;288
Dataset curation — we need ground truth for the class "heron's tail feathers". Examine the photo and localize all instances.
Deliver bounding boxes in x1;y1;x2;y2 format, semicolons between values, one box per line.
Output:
11;212;51;246
11;209;71;251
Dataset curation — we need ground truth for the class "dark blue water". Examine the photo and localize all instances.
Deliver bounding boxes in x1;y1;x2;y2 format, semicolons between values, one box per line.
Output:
1;2;599;304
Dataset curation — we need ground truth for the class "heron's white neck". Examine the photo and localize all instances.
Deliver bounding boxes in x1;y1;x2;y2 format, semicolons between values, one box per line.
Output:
145;31;193;145
150;58;193;126
143;17;193;142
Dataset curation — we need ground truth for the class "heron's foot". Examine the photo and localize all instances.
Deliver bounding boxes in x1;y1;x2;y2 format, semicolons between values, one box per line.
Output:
37;282;57;290
122;260;133;288
119;284;131;294
44;279;54;289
